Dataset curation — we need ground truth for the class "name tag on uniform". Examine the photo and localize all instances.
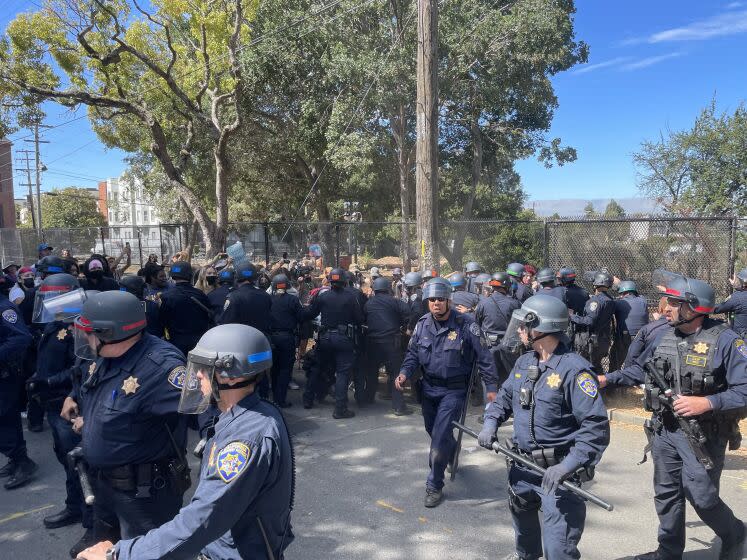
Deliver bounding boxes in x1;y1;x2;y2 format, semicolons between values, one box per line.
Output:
685;354;707;368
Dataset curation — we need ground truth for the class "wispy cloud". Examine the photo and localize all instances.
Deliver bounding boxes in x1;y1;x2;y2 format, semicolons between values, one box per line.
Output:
627;8;747;44
620;51;684;70
573;57;631;74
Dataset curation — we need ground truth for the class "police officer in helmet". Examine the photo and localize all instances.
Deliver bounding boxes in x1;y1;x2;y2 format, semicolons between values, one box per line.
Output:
507;263;533;303
464;261;481;294
208;268;234;320
535;267;566;302
395;279;497;507
557;267;589;315
600;272;747;560
479;294;610;560
610;280;649;371
118;275;163;338
269;274;303;408
302;268;364;418
450;272;480;317
715;268;747;339
78;324;295;560
72;291;189;542
570;272;615;371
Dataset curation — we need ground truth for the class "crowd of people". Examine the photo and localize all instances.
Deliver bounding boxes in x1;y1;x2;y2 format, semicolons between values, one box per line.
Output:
0;240;746;560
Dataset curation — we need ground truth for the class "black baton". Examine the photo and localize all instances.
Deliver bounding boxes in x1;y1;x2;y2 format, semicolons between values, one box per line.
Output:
67;447;95;506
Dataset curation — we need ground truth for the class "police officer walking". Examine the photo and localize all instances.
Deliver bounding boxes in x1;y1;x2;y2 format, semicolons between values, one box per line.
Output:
159;261;213;356
570;272;615;371
600;272;747;560
362;277;411;414
73;291;189;540
302;268;363;418
610;280;649;371
475;272;521;388
77;324;294;560
395;279;497;507
716;268;747;338
269;274;303;408
450;272;480;317
479;294;610;560
0;274;35;490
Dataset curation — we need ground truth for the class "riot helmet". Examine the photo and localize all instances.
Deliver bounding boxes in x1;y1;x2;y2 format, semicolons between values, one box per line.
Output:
32;273;84;323
449;272;467;290
506;263;525;279
370;267;382;279
373;276;391;293
218;268;235;286
170;261;193;282
235;262;257;283
422;279;452;301
488;272;510;291
403;271;422;289
271;274;290;293
73;291;147;359
464;261;481;275
37;255;68;277
535;268;556;285
557;267;577;286
179;324;272;414
734;268;747;290
328;268;346;288
392;267;402;278
119;275;146;300
655;269;715;317
617;280;637;295
503;294;569;351
593;272;613;289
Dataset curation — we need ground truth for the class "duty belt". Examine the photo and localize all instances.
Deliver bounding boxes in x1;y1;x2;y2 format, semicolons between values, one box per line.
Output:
93;458;174;497
423;374;469;389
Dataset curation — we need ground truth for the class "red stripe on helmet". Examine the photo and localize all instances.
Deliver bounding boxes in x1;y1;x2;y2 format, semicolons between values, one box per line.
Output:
122;319;147;331
40;285;70;292
693;306;714;313
664;288;682;296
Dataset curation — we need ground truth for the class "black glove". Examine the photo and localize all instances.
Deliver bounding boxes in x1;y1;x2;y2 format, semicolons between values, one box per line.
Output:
541;461;576;494
478;420;498;449
26;377;50;395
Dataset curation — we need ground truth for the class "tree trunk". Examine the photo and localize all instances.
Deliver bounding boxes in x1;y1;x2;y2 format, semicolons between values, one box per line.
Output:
392;103;412;271
415;0;440;273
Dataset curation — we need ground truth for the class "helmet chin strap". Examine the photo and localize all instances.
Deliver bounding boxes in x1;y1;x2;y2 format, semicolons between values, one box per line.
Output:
528;331;551;345
671;303;703;328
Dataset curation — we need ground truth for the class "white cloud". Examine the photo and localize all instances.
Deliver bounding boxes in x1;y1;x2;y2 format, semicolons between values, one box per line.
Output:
647;9;747;43
726;2;744;9
620;51;684;71
573;57;631;74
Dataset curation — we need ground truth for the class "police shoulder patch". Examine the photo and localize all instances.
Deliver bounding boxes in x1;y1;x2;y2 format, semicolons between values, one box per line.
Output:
589;301;598;311
469;322;481;337
2;309;17;324
217;441;251;483
736;339;747;359
576;372;598;398
168;366;187;389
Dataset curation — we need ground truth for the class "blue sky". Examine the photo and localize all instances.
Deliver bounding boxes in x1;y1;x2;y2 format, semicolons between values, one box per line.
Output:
3;0;747;202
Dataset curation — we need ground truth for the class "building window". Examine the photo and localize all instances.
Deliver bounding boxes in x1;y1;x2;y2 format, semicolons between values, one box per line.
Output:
142;210;148;223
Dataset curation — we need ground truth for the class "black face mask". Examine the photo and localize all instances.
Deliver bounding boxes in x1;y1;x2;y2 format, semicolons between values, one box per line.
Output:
87;270;104;280
23;278;35;289
206;276;217;286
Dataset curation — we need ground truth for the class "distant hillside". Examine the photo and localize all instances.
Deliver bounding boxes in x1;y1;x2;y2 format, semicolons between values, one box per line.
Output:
525;197;661;218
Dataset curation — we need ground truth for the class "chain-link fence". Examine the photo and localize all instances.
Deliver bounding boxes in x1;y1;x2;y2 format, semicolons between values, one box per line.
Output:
0;217;740;301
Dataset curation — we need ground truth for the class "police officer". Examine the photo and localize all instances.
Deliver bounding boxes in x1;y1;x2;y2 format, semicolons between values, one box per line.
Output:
610;280;649;371
478;294;610;560
362;276;411;414
160;261;213;357
37;254;70;278
507;263;533;303
557;267;589;315
77;324;294;560
570;272;615;371
715;268;747;338
464;261;481;294
475;272;521;387
535;267;566;301
392;267;405;300
73;291;189;540
473;272;492;298
0;274;36;490
208;268;234;320
269;274;303;408
118;275;163;337
599;273;747;560
404;271;425;331
302;268;364;418
395;279;497;507
26;274;92;533
450;272;480;317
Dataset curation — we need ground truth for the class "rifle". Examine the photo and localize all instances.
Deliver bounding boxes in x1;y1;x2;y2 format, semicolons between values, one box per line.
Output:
644;352;714;470
452;422;614;512
67;447;94;505
448;359;479;480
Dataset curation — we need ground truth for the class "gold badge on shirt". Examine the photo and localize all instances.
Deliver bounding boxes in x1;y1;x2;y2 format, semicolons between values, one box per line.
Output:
692;342;709;354
546;372;562;389
88;362;96;377
447;330;457;341
57;328;68;341
122;376;140;395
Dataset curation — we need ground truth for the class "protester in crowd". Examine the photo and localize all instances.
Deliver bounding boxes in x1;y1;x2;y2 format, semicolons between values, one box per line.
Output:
195;265;219;295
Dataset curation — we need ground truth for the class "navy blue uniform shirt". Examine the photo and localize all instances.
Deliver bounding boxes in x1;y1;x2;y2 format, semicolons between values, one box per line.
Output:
0;298;31;364
115;392;294;560
614;294;649;337
208;284;232;319
401;310;498;391
34;320;76;402
565;284;590;315
219;284;272;334
270;292;303;332
571;291;615;335
79;334;187;469
716;290;747;335
302;286;363;328
475;292;521;337
159;282;213;353
452;289;480;314
364;293;410;340
485;343;610;470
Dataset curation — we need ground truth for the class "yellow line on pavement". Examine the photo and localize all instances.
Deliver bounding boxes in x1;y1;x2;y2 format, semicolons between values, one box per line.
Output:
375;500;404;513
0;504;54;525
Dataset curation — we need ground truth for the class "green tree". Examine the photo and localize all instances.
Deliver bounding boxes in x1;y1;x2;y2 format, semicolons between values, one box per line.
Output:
584;202;597;218
1;0;260;254
41;187;106;228
633;100;747;216
604;199;625;217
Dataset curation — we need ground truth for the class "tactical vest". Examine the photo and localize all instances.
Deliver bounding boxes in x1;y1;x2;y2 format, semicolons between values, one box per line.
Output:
648;321;728;397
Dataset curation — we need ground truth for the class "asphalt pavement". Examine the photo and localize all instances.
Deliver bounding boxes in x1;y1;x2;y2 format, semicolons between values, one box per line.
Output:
1;381;746;560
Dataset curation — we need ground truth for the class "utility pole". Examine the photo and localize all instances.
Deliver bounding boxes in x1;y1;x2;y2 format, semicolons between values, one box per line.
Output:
23;118;51;231
415;0;439;274
16;149;37;230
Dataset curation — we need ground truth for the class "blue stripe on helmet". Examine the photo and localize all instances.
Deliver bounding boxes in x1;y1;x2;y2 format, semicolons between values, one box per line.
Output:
171;266;182;273
248;350;272;363
48;266;63;273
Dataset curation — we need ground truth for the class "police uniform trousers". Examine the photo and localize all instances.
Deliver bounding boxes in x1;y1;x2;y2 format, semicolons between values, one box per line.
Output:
508;462;585;560
271;332;296;406
22;343;44;428
92;471;183;540
361;338;405;410
309;332;355;411
651;425;743;558
609;332;632;372
46;400;93;527
575;332;610;372
421;381;466;492
0;371;27;462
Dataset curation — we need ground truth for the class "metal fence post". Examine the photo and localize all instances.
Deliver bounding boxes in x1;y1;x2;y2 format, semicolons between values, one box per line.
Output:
728;216;737;291
137;229;144;269
542;219;549;267
335;223;340;267
159;224;165;264
264;223;270;267
100;227;106;257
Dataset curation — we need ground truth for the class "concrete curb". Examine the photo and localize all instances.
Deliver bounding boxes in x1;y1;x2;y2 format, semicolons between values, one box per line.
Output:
607;407;647;426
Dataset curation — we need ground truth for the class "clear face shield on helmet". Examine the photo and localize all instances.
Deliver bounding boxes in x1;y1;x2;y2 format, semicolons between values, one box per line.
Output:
32;288;86;324
178;349;236;415
72;301;146;360
500;308;537;353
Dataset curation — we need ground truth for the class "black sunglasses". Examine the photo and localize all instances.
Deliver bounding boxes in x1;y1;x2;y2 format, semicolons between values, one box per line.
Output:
428;297;447;302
